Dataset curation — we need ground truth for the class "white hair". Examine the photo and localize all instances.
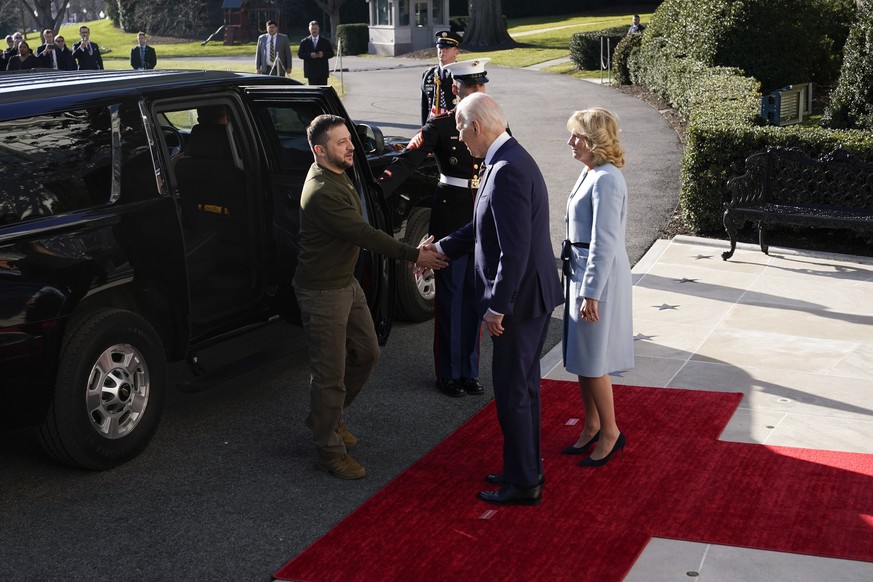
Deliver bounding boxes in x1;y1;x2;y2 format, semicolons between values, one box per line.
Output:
455;92;506;133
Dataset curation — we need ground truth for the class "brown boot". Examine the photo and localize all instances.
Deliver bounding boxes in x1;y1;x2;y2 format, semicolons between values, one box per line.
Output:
336;420;357;448
316;453;366;480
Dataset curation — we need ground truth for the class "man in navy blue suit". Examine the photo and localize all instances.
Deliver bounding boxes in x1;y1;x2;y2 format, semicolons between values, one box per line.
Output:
434;93;563;505
298;21;334;85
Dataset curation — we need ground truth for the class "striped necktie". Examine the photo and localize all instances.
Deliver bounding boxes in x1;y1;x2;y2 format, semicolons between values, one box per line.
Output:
270;36;275;62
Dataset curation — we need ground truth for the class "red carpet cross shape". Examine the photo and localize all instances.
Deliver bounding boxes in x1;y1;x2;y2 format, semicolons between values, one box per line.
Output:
276;380;873;581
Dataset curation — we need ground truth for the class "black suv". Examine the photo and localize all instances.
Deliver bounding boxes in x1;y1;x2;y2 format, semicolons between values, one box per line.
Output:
0;70;436;469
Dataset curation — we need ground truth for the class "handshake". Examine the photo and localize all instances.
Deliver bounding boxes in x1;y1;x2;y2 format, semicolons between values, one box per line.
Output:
413;235;448;275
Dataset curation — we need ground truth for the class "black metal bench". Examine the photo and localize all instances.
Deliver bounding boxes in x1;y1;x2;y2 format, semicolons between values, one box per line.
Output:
721;146;873;260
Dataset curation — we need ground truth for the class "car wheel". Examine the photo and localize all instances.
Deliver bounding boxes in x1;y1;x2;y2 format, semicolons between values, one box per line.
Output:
38;308;167;470
396;207;436;322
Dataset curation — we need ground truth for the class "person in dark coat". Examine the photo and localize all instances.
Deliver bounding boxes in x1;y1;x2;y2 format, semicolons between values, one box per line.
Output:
434;93;563;506
46;35;75;70
379;58;492;398
6;41;39;71
72;25;103;70
4;32;23;68
130;32;157;70
420;30;461;125
297;21;334;85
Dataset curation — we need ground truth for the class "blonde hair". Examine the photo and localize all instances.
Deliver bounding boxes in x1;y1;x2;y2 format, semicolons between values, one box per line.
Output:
566;108;624;168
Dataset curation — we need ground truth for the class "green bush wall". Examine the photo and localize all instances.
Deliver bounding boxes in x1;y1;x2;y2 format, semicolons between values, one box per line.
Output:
823;1;873;130
628;12;873;234
335;24;368;56
569;26;628;71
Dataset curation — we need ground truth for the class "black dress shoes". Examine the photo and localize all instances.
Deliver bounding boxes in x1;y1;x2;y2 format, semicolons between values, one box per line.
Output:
478;485;542;506
460;377;483;395
485;473;545;487
436;377;465;397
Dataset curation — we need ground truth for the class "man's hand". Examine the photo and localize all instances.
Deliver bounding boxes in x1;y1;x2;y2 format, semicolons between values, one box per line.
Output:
483;311;504;337
413;235;448;272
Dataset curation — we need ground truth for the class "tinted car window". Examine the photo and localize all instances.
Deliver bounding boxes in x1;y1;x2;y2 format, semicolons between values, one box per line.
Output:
118;102;158;202
0;108;112;225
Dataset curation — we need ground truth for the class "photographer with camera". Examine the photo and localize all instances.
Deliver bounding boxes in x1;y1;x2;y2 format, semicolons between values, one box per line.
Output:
72;25;103;70
36;29;73;70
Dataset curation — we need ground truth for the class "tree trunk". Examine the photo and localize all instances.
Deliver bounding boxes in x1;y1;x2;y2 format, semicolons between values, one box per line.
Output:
312;0;345;37
21;0;69;34
463;0;515;51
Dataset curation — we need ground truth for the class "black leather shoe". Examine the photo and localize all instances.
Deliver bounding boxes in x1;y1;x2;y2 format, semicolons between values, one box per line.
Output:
436;378;465;397
460;377;484;395
478;485;542;506
485;473;545;487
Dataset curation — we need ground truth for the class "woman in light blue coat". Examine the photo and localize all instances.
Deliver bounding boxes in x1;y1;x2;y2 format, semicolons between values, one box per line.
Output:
561;108;634;467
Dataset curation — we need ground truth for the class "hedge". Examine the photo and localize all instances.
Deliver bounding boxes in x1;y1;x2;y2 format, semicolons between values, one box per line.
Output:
628;26;873;234
643;0;855;93
335;24;368;56
569;26;628;71
823;1;873;130
611;32;641;85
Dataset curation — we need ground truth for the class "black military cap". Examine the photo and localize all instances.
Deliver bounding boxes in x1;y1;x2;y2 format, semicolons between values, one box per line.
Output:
434;30;462;48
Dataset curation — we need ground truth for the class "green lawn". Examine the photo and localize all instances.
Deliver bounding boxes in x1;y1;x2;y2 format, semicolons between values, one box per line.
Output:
61;11;651;72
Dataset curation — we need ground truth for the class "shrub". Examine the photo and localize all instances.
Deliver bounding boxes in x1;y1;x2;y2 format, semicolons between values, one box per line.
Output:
450;16;468;32
643;0;855;93
335;24;369;56
611;33;641;85
823;1;873;130
569;26;628;71
628;3;873;233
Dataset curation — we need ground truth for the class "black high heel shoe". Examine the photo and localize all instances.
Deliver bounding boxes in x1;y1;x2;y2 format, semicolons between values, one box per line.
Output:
561;430;601;455
578;432;625;467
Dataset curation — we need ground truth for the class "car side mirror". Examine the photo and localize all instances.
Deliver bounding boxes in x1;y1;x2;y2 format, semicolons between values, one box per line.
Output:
356;123;384;155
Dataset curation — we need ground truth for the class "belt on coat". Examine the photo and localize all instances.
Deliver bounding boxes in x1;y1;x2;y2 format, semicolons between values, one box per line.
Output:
439;174;472;188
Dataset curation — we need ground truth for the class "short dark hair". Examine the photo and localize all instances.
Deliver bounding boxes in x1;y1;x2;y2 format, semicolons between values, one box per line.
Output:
307;114;346;149
266;20;277;27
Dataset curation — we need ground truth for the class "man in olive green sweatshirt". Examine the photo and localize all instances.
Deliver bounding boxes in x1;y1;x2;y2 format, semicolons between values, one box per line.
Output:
294;114;447;479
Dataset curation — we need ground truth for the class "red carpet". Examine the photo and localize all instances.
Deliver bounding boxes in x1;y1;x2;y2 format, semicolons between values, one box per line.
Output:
275;381;873;581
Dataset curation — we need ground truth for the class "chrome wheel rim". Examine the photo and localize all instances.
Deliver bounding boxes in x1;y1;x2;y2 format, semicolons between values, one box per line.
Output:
85;343;150;439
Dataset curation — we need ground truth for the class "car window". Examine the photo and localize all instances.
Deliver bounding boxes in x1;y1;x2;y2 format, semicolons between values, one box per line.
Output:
0;108;112;225
118;102;158;202
162;104;245;172
256;103;324;172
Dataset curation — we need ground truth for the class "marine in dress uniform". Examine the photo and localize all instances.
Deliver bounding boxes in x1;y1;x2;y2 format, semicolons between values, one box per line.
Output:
384;59;492;397
420;30;461;126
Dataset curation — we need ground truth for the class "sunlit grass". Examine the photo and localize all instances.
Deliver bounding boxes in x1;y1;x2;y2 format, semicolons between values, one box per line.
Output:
60;11;652;76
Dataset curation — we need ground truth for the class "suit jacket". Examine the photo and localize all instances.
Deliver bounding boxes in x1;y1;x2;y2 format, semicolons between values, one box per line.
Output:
71;40;103;70
256;33;292;74
439;136;563;321
130;44;157;70
297;36;334;81
35;45;73;70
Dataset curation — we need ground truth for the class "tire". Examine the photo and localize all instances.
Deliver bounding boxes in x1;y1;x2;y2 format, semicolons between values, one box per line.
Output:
38;309;167;470
396;207;436;322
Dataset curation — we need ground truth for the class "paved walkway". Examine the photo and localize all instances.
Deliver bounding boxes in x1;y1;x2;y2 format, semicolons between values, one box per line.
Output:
335;54;682;264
